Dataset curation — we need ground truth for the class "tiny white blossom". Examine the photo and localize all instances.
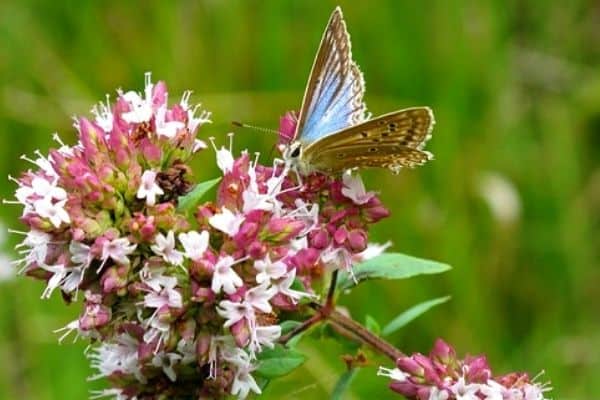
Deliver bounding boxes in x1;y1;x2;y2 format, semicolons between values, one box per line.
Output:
137;170;164;206
151;231;184;266
231;365;261;399
356;241;392;261
273;268;312;303
341;171;374;205
39;263;67;299
178;230;209;261
101;237;136;266
429;387;450;400
15;229;51;266
91;95;113;133
121;75;154;123
253;255;287;284
377;366;408;382
209;207;244;237
244;281;276;313
34;198;70;228
31;176;67;200
217;299;253;328
211;256;243;294
216;146;234;173
155;106;185;138
89;334;145;382
450;377;480;400
143;274;182;309
249;325;281;354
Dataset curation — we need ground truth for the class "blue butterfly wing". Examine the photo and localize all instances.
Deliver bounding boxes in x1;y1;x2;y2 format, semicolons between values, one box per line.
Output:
295;7;367;145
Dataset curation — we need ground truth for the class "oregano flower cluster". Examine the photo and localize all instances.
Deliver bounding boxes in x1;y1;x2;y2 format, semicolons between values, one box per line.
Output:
10;75;391;399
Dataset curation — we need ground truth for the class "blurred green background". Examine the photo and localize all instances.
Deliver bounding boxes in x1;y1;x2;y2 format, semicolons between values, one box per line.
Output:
0;0;598;399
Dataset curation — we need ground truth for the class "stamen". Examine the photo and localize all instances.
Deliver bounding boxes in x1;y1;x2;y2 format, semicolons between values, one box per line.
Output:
227;132;234;152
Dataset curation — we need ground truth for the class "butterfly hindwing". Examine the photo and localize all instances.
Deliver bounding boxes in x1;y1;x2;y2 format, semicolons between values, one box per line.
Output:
295;7;367;144
301;107;435;174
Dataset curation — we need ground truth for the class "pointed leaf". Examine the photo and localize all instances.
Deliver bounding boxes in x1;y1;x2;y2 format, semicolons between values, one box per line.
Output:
176;177;221;213
382;296;451;336
337;253;451;291
256;345;306;379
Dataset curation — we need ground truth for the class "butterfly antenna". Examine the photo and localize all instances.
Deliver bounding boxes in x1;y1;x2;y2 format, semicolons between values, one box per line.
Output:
231;121;283;159
231;121;279;135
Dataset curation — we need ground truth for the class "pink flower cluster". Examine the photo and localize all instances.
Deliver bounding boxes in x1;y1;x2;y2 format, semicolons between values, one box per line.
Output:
10;75;389;399
378;339;551;400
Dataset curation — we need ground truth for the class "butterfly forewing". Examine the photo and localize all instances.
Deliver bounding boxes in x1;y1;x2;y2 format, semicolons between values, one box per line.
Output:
295;7;367;144
302;107;435;173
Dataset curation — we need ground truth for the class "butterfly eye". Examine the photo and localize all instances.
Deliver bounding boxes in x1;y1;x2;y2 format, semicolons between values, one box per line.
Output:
290;145;301;158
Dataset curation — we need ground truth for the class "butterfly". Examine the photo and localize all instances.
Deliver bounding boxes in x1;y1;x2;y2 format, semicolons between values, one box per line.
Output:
284;6;435;175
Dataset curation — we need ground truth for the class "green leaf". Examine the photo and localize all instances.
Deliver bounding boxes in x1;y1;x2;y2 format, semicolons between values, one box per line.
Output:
382;295;451;336
364;315;381;335
255;345;306;379
280;320;302;335
331;368;360;400
176;177;221;213
337;253;451;291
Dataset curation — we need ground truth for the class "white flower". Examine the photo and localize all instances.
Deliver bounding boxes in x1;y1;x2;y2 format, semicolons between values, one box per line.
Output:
91;95;113;133
429;387;450;400
89;334;144;382
450;377;480;399
211;256;243;294
249;324;281;354
180;90;211;133
221;346;261;399
151;231;184;266
155;105;185;138
121;74;154;123
101;237;136;266
479;380;504;400
217;299;253;328
70;241;92;267
216;146;234;173
253;255;287;284
209;207;244;237
356;241;391;261
31;176;67;200
39;263;67;299
341;171;374;205
15;229;51;266
244;281;276;313
231;365;261;399
217;282;275;328
377;366;408;382
272;269;312;303
33;198;70;228
137;170;164;206
178;230;209;261
143;275;182;309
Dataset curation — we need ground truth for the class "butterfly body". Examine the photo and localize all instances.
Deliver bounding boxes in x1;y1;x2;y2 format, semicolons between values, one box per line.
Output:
286;7;435;175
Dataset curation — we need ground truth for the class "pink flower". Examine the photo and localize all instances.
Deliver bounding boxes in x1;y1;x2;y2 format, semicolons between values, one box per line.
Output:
341;172;374;205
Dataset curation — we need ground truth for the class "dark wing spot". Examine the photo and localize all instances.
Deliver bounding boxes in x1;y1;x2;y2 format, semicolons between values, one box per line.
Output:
360;131;369;138
381;132;389;137
368;147;378;152
336;153;346;159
